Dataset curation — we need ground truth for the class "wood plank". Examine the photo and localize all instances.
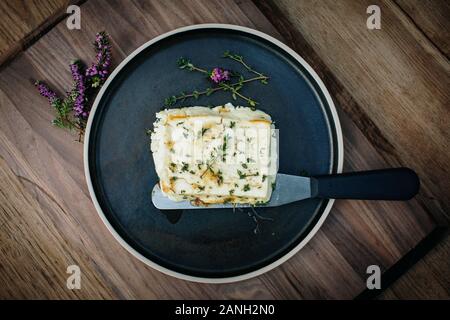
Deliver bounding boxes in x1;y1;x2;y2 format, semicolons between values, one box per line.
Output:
258;0;450;224
0;0;76;66
0;0;438;299
395;0;450;58
379;231;450;299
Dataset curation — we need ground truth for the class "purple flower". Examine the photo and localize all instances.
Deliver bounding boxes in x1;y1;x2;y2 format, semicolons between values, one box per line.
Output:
210;67;230;83
70;61;87;118
35;31;113;133
35;81;59;104
86;31;112;86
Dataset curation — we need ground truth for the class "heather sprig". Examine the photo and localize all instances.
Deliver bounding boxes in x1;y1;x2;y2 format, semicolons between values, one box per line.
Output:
35;31;112;141
35;81;81;131
166;52;269;107
70;60;87;118
86;31;112;88
35;81;59;104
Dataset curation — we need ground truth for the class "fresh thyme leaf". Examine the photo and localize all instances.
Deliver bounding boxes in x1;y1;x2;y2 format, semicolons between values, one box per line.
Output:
217;174;223;185
193;90;200;99
237;169;259;179
169;162;177;172
181;162;189;172
222;134;229;161
164;96;177;106
177;57;194;71
243;184;251;192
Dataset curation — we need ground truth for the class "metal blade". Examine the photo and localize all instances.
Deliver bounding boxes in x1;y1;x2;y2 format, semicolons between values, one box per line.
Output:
151;173;312;210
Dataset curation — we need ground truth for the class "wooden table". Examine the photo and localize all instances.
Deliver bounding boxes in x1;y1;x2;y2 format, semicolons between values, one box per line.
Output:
0;0;448;299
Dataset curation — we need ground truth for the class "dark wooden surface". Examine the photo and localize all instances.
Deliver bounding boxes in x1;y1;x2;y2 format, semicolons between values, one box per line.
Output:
379;230;450;299
0;0;74;65
0;0;447;299
395;0;450;58
260;0;450;225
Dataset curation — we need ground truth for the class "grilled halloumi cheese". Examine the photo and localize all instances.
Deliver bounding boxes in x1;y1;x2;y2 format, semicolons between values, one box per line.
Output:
150;103;278;205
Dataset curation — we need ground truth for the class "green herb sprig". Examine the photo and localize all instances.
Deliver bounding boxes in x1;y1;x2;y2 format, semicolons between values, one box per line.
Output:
164;51;269;108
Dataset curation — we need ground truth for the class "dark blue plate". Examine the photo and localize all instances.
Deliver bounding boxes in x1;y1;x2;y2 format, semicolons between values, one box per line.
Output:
85;25;342;282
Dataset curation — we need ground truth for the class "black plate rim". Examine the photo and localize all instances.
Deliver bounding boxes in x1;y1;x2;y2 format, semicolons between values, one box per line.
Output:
83;24;344;283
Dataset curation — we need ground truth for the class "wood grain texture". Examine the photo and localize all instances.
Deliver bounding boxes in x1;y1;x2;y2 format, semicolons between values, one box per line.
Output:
0;0;76;65
262;0;450;224
395;0;450;58
379;231;450;299
0;0;439;299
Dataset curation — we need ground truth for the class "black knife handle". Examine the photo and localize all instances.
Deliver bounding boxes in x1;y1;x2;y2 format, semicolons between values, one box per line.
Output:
310;168;420;200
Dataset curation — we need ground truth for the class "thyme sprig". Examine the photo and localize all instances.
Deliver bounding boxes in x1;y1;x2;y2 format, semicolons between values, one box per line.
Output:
164;52;269;108
223;50;269;84
177;57;208;74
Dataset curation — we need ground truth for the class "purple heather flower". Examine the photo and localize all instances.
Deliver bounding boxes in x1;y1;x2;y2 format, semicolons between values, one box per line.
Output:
35;81;59;104
86;31;112;85
210;67;230;84
70;61;87;118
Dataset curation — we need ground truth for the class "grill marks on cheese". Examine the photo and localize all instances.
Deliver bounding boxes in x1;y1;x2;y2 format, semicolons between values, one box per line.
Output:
150;103;277;205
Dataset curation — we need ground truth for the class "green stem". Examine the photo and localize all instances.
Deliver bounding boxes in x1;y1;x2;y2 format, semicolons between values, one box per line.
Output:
220;83;258;106
170;75;267;105
191;66;208;74
225;54;267;79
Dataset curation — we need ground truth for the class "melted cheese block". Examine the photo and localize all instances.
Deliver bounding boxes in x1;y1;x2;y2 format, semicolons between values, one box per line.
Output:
150;103;278;205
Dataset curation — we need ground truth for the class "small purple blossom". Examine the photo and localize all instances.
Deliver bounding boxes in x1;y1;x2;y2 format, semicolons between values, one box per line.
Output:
210;67;230;83
35;81;59;104
70;61;87;118
86;31;112;86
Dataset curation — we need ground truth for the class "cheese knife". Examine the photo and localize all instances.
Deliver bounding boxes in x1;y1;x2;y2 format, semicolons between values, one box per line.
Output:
151;167;419;210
